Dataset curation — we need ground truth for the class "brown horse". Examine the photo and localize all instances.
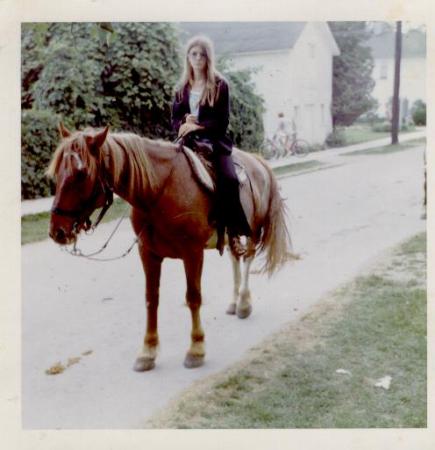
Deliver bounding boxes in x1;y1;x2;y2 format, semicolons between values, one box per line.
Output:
47;124;292;371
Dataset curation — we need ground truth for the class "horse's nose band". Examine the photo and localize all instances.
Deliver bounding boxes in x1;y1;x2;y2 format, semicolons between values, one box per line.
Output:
51;174;113;229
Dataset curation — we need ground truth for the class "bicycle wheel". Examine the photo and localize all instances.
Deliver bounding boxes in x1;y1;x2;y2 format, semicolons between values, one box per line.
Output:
292;139;310;157
262;139;277;160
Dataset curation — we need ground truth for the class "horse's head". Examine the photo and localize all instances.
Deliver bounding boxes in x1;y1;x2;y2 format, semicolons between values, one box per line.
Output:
47;124;111;245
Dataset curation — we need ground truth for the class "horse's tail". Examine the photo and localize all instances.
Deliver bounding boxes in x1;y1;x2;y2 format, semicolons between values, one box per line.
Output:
256;157;297;276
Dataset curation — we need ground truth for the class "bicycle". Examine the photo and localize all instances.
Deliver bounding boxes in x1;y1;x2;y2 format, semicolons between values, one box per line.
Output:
262;131;310;159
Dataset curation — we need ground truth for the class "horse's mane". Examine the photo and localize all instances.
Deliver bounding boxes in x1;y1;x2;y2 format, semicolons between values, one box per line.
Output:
47;129;178;196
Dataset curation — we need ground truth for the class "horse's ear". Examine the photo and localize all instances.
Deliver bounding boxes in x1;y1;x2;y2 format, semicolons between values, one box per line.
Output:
58;122;71;139
85;126;109;155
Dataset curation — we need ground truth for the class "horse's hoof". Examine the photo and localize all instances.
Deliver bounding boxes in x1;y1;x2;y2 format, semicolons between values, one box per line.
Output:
236;304;252;319
184;353;204;369
133;357;155;372
226;303;236;315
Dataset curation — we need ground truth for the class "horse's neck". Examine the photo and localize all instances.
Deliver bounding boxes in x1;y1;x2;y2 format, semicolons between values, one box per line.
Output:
107;136;176;207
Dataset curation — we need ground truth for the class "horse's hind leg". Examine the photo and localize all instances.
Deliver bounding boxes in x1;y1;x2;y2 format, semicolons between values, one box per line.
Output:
226;253;241;315
134;248;162;372
236;241;256;319
183;251;205;368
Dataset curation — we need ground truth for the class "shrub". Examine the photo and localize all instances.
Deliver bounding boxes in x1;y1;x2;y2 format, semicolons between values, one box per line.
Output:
411;100;426;126
356;112;383;126
372;122;391;132
21;109;60;199
222;65;265;151
325;127;346;147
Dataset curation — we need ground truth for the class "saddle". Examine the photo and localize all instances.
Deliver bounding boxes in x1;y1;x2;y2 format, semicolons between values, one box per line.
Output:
180;143;248;193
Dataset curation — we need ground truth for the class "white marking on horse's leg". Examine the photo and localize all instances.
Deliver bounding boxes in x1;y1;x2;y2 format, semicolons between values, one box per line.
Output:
133;343;159;371
226;252;241;315
139;344;158;360
236;254;254;319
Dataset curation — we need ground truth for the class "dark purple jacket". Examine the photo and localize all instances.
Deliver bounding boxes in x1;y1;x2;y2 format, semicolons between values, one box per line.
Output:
171;77;233;155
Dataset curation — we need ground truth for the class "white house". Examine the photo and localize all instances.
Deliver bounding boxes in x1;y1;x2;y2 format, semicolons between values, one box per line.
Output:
367;27;426;121
178;22;340;145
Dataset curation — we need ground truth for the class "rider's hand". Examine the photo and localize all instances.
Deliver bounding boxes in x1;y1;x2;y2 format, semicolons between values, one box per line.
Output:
178;122;202;137
185;114;198;124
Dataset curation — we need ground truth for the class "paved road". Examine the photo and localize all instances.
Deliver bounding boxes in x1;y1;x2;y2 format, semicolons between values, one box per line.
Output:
22;142;425;428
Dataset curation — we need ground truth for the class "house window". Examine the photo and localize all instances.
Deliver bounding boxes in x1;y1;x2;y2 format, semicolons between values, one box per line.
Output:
380;62;388;79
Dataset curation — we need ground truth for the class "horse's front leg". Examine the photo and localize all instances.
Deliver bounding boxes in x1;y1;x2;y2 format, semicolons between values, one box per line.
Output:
134;247;162;372
183;250;205;368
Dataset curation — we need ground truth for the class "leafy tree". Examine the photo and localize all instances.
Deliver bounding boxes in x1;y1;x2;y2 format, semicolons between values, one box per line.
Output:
21;23;51;109
101;22;181;138
30;23;109;129
27;23;181;137
329;22;377;127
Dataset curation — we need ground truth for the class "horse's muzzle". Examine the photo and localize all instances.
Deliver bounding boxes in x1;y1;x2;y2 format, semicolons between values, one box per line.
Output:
49;226;75;245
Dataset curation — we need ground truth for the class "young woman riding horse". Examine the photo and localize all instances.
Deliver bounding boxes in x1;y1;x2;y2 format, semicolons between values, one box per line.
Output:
172;35;251;256
47;38;293;372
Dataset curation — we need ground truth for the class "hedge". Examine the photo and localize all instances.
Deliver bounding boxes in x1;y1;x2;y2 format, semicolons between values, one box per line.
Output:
21;109;60;199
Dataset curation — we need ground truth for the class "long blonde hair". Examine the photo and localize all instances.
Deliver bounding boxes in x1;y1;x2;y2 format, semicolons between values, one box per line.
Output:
176;35;223;107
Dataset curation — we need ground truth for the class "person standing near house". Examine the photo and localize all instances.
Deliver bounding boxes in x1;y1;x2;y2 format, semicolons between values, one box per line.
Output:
171;35;251;256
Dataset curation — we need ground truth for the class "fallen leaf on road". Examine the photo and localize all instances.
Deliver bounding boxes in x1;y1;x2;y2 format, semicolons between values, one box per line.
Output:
45;362;65;375
67;357;81;367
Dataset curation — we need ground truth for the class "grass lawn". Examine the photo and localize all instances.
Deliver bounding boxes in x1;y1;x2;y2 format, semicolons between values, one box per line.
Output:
343;125;389;145
273;160;323;177
342;124;420;146
147;233;427;428
343;138;426;157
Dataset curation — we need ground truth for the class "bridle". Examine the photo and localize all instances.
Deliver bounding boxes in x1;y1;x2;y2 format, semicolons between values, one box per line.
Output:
51;159;114;234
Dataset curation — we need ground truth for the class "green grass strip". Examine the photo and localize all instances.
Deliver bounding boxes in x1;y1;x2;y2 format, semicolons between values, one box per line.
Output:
148;233;426;429
273;160;323;177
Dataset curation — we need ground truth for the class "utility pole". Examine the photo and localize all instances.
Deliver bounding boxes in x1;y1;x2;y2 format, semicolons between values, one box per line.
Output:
391;21;402;145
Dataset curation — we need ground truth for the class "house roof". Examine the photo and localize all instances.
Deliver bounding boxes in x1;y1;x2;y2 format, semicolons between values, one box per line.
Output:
367;29;426;58
177;22;306;55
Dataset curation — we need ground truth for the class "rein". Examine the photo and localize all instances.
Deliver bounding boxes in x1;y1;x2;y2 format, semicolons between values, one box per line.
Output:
62;207;137;262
